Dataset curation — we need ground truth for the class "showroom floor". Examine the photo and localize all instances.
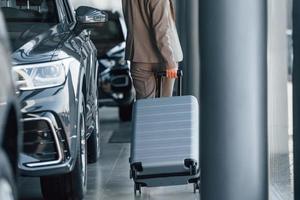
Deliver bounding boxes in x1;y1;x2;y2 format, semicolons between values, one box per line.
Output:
19;107;200;200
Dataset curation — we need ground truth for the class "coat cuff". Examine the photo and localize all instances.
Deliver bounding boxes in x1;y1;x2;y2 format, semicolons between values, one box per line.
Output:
165;61;179;70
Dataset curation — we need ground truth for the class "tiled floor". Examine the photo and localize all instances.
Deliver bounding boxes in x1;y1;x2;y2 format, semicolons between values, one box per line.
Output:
17;106;295;200
19;107;200;200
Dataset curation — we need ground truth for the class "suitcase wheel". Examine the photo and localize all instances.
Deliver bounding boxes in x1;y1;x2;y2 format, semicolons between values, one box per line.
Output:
193;180;200;194
134;183;142;195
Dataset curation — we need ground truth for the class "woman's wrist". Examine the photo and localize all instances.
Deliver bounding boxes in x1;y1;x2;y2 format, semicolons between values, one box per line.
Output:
166;62;178;70
166;68;178;78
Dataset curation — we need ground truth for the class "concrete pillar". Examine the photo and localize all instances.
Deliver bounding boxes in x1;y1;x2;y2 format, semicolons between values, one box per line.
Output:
293;1;300;199
199;0;268;199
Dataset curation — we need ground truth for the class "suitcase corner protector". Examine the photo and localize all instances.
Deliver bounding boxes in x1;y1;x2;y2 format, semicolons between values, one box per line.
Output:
131;162;143;172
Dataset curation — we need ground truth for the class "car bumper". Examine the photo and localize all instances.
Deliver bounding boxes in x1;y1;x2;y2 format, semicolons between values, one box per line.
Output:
19;112;74;177
18;80;78;177
99;67;135;106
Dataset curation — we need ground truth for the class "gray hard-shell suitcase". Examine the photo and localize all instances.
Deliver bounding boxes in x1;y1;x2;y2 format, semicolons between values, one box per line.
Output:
130;71;200;194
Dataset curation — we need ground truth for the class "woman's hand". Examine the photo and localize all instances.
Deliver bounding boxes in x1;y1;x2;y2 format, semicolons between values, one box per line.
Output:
166;68;178;78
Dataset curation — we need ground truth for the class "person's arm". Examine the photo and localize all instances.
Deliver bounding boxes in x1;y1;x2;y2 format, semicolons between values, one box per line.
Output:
150;0;178;73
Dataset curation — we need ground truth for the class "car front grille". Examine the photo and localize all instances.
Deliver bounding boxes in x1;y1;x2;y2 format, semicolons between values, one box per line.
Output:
111;75;129;88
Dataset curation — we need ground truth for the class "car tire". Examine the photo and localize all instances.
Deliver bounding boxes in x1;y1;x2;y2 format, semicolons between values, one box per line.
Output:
119;102;133;122
40;93;87;200
0;151;16;200
87;108;101;164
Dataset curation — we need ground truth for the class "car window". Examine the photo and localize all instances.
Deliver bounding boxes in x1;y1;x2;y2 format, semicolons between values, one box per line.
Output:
62;0;75;24
0;0;58;23
0;0;59;50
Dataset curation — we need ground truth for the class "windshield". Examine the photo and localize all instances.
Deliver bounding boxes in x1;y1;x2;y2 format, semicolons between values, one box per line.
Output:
0;0;59;50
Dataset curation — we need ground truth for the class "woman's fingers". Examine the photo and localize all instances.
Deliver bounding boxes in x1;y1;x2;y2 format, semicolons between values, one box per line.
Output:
166;69;178;78
173;70;177;78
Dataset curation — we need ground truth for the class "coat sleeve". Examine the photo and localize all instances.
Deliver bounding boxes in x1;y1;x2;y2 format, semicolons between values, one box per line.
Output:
150;0;178;69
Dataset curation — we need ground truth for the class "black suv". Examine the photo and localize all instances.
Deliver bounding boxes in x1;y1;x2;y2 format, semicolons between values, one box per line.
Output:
0;9;22;200
1;0;106;199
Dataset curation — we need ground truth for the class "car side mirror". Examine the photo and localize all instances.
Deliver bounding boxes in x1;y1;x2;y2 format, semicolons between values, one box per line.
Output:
76;6;108;26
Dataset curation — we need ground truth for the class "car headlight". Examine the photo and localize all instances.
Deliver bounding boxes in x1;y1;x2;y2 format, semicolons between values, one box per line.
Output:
13;58;72;90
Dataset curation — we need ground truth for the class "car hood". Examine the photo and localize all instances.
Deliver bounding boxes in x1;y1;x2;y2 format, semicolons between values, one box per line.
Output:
10;24;68;65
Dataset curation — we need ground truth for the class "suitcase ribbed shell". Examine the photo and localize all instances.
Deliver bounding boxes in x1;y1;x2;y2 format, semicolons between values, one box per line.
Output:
130;96;200;187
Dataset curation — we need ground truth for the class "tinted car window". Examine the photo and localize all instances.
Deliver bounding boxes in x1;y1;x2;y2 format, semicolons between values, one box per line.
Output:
0;0;59;50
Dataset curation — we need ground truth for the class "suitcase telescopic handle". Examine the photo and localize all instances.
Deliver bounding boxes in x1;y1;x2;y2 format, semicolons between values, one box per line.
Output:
156;69;183;97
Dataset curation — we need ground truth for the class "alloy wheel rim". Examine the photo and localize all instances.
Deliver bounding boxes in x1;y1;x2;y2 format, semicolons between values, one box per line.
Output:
0;179;14;200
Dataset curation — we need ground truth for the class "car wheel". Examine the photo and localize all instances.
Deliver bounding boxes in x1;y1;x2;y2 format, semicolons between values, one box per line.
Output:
87;103;101;163
0;152;16;200
40;93;87;200
119;102;133;122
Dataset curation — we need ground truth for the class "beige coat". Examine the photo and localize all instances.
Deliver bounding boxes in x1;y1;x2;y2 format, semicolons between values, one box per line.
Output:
122;0;183;69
